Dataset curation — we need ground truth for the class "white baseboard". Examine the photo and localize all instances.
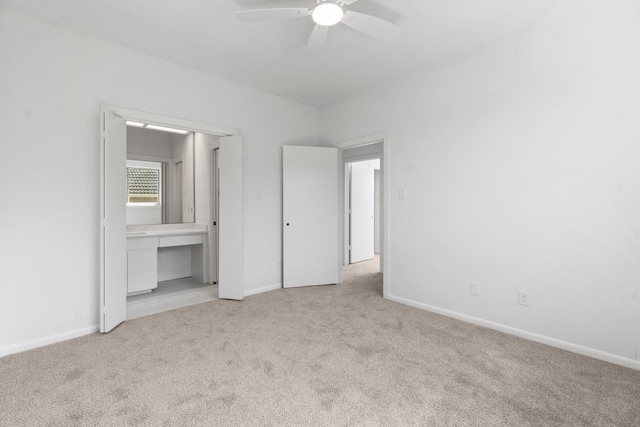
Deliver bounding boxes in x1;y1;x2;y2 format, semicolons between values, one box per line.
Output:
387;294;640;372
244;283;282;297
158;272;191;282
0;325;99;358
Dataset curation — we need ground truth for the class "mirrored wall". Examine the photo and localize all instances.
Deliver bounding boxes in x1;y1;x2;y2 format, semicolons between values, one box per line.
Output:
125;124;195;225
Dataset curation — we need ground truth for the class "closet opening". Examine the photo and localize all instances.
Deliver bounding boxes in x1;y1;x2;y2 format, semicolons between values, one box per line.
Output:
342;142;383;273
100;105;243;333
124;125;222;320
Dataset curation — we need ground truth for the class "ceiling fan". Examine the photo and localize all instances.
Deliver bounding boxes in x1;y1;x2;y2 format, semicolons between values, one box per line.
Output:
236;0;400;52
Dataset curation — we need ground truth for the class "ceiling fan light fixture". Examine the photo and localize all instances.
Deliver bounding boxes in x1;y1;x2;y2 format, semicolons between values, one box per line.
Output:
312;1;344;27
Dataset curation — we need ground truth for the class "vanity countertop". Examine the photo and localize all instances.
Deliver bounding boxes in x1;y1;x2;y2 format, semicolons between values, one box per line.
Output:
126;226;207;239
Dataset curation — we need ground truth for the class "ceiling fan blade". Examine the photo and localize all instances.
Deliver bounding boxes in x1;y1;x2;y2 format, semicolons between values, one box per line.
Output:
306;24;329;54
341;11;400;41
236;8;310;22
342;0;361;4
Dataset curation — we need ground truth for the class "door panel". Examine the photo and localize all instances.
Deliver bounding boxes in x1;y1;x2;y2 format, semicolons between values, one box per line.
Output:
100;111;127;332
374;169;381;254
350;162;375;263
283;146;340;288
209;148;219;285
218;136;243;300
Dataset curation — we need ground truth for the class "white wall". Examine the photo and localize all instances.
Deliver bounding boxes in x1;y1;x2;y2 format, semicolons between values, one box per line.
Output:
180;133;195;223
157;247;192;282
194;132;219;283
342;142;383;160
0;9;319;355
321;0;640;367
127;126;175;158
194;132;218;228
169;134;187;224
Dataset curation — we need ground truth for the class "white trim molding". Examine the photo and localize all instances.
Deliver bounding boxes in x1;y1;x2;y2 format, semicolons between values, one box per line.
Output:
387;293;640;372
0;325;100;358
102;104;240;137
335;131;388;149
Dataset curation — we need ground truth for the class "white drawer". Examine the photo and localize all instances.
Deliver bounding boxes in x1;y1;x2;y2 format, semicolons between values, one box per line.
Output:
158;234;203;247
126;236;158;250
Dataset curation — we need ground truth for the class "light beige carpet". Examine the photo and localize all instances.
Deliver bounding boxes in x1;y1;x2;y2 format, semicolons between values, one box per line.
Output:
1;258;639;426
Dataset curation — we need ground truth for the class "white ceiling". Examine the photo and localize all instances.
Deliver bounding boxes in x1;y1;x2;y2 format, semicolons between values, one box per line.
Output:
0;0;559;107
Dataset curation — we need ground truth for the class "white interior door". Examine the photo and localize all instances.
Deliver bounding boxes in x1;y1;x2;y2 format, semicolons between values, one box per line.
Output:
374;169;381;254
100;111;127;332
209;148;219;285
350;162;375;263
283;146;340;288
218;136;243;300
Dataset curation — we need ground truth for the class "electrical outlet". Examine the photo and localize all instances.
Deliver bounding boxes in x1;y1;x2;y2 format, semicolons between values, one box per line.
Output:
518;290;530;306
470;281;480;296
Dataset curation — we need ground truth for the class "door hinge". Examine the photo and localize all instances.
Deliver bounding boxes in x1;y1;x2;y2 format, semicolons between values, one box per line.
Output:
101;306;107;314
213;221;217;226
100;218;107;227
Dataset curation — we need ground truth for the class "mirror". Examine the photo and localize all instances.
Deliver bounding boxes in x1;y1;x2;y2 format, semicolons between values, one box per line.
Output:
126;125;195;225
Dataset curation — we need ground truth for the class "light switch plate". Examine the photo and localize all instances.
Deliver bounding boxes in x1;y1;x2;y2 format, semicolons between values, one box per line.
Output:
518;290;530;306
470;281;480;296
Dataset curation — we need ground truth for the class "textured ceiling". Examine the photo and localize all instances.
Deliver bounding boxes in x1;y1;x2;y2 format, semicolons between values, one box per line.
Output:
0;0;559;107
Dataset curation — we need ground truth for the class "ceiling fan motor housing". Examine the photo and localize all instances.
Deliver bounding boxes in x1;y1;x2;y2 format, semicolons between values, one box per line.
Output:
312;1;345;26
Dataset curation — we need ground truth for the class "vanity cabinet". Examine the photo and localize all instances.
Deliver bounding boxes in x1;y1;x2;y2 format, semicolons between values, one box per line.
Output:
126;237;158;294
126;226;208;295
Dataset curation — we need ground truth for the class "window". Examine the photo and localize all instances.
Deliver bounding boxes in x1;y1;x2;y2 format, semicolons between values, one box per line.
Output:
126;160;162;205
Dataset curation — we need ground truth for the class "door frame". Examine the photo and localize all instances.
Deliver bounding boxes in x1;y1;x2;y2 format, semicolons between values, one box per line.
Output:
99;104;240;332
334;132;390;298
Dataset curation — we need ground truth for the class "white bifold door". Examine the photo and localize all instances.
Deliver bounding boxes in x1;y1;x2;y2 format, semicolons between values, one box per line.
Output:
100;111;127;332
349;162;375;263
217;136;243;300
283;146;340;288
100;108;244;333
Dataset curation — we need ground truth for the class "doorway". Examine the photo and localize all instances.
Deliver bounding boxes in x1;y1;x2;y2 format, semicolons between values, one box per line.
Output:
335;133;389;298
100;105;243;332
341;142;383;273
125;129;224;320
